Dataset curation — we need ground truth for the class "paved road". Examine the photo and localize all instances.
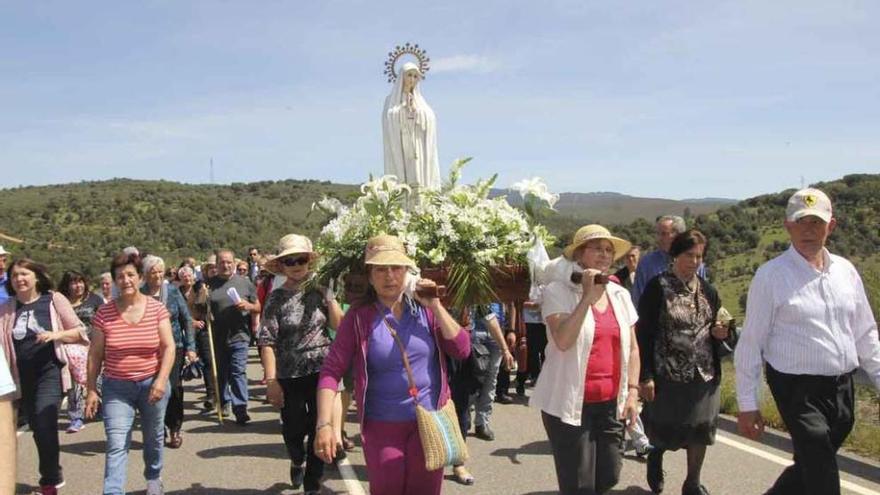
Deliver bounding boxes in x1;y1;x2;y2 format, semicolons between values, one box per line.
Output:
15;351;880;494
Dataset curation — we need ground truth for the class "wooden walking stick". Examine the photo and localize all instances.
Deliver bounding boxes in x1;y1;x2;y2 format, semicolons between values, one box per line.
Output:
205;303;224;424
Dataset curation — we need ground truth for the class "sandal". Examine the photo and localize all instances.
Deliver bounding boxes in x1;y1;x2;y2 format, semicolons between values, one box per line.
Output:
168;430;183;449
333;444;347;463
341;431;356;451
452;465;475;485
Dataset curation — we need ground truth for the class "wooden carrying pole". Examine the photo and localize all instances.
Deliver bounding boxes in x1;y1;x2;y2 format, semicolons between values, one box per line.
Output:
205;304;224;424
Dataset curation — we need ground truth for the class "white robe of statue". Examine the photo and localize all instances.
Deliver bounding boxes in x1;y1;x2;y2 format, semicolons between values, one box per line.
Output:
382;62;440;191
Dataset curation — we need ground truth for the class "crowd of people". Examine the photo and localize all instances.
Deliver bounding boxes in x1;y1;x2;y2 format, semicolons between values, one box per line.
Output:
0;186;877;495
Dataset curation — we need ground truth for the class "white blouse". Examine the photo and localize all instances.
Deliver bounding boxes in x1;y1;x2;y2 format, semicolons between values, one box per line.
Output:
530;280;638;426
0;344;15;397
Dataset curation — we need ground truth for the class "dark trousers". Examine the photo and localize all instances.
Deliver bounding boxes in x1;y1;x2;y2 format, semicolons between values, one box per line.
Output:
496;363;511;397
196;329;216;403
451;373;473;438
542;401;624;495
164;350;186;432
765;364;855;495
525;322;547;382
279;373;324;491
447;356;477;441
18;359;64;487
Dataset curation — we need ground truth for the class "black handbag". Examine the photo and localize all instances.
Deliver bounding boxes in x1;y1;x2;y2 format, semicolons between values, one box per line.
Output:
182;360;204;382
469;341;492;378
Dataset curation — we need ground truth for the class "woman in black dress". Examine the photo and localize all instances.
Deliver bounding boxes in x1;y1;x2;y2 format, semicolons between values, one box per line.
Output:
636;230;731;495
58;270;104;433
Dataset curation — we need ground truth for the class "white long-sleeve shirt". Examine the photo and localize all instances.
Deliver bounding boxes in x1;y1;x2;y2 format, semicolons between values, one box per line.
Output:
734;245;880;411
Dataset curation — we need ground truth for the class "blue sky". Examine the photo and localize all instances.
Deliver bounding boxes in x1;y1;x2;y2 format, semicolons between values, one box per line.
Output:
1;1;877;199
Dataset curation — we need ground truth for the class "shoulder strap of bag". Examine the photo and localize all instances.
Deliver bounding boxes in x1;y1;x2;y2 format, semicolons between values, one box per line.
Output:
382;315;421;405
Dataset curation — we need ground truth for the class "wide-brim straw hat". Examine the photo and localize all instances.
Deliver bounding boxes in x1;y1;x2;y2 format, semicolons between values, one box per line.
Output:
563;224;632;262
364;234;416;268
265;234;318;274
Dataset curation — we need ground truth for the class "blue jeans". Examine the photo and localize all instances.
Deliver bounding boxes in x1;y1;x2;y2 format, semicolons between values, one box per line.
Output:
217;340;249;408
472;333;502;428
102;376;170;495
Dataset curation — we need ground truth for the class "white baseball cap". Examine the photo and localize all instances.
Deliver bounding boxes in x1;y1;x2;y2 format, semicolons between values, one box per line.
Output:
786;188;832;223
0;245;8;256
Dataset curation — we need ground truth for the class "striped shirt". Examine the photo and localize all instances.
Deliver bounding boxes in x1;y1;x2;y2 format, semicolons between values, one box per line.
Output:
734;245;880;411
94;298;170;381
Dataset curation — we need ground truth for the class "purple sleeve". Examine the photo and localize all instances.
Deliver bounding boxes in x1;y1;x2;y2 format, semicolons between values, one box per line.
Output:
318;309;358;391
428;307;470;360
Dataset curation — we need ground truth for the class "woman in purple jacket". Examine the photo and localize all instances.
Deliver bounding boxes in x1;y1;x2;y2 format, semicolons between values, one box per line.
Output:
314;234;470;495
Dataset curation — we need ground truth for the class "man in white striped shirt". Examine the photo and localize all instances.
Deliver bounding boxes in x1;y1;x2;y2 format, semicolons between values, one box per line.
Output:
734;187;880;495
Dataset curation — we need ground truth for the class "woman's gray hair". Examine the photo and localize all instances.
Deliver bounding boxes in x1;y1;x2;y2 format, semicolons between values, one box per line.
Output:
178;265;194;278
142;255;165;275
656;215;686;234
99;272;112;281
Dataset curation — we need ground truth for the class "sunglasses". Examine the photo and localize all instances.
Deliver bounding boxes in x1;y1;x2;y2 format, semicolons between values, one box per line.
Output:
281;256;310;267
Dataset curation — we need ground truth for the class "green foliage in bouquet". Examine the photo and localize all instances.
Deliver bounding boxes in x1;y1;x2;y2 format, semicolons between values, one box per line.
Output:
310;159;556;307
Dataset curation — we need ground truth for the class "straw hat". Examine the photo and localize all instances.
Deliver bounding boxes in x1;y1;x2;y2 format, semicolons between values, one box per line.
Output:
563;224;631;261
265;234;317;274
364;234;416;268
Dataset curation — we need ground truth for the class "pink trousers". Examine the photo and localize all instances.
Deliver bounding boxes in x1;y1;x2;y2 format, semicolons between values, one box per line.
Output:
361;419;443;495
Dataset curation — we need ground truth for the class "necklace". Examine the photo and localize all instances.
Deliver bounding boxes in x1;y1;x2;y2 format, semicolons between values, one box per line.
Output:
675;275;699;309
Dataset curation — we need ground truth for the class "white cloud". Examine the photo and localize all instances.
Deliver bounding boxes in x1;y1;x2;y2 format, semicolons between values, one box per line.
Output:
431;54;501;74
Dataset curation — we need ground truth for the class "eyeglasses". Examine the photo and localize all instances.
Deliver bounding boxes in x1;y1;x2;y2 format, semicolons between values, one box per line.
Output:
584;246;615;256
281;256;310;267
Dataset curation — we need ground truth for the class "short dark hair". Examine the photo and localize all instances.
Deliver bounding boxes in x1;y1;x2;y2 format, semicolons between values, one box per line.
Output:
5;258;54;296
110;252;143;279
215;248;235;260
669;229;709;258
59;270;90;299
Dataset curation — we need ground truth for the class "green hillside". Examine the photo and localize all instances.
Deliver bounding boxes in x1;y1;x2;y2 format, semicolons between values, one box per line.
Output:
691;173;880;321
0;173;877;326
0;178;358;277
0;178;731;278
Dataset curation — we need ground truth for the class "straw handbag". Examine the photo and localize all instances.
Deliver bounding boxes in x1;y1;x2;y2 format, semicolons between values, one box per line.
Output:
383;316;469;471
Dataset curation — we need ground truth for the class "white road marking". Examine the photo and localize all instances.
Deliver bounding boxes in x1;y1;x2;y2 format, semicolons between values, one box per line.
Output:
716;432;879;495
336;456;367;495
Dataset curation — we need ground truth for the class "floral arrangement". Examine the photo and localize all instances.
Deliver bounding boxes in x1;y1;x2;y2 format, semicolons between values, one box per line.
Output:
311;159;557;307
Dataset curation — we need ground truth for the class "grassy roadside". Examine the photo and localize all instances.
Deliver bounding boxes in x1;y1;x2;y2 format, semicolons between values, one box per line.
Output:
718;360;880;460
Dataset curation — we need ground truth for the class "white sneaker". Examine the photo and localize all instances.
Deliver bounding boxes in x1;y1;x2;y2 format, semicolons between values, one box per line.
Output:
146;479;163;495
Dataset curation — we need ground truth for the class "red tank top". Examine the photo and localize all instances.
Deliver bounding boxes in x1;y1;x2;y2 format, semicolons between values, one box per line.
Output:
584;303;621;403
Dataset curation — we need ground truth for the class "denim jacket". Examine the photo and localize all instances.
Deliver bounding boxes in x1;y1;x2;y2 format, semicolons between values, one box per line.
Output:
142;282;195;352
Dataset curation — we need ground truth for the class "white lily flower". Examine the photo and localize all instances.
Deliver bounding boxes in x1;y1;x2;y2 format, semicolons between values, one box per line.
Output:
511;177;559;209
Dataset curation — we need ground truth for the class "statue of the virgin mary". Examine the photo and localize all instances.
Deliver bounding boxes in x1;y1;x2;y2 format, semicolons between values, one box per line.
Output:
383;54;440;191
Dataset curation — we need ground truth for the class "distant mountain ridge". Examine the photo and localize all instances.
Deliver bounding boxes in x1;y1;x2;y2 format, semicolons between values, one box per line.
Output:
492;189;737;225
